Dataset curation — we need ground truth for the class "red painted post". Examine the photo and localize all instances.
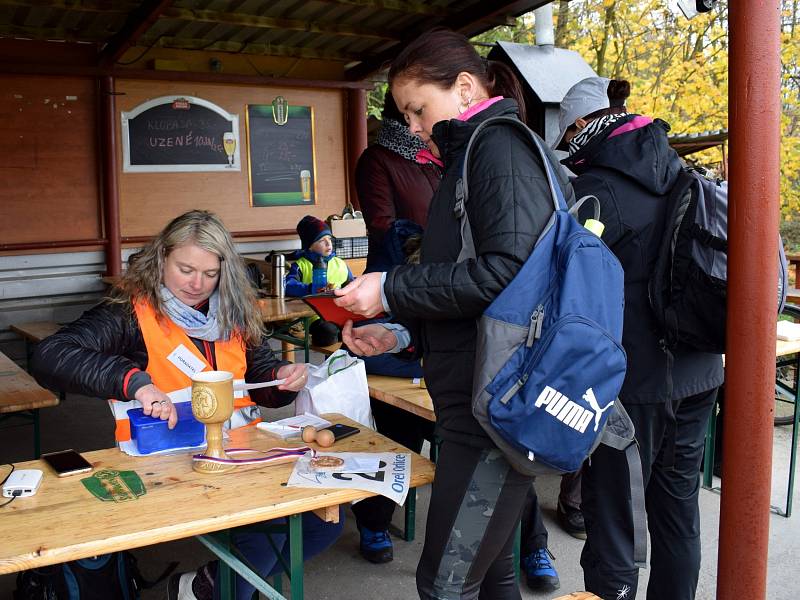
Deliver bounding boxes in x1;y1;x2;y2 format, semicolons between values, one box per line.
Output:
346;88;368;211
100;75;122;276
717;1;782;598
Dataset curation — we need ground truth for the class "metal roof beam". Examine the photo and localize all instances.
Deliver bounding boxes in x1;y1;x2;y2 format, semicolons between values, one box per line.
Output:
143;35;364;62
344;0;545;80
97;0;172;66
159;7;400;42
305;0;450;18
0;0;133;12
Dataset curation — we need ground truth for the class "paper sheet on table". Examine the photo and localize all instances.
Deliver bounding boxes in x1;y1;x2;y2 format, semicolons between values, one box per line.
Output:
286;451;411;505
777;320;800;341
256;412;331;439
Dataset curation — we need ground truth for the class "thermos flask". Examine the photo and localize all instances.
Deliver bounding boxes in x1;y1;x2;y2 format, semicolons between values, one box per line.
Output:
270;252;286;298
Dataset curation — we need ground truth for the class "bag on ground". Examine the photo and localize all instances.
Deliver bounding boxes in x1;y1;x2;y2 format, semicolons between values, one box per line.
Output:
649;168;789;354
13;551;175;600
295;349;374;428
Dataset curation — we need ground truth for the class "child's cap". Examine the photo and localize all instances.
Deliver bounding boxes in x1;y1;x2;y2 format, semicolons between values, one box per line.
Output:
297;215;332;250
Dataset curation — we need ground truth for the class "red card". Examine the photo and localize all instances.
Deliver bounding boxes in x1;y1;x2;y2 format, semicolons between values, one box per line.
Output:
301;292;384;328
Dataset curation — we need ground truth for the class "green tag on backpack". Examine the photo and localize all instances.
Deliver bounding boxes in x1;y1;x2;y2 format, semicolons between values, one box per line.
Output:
81;469;146;502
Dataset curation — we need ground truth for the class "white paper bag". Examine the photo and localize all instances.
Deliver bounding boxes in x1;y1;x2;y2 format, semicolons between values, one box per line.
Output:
295;350;374;428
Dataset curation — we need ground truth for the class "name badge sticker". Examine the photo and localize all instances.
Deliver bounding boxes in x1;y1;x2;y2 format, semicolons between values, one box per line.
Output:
167;344;206;378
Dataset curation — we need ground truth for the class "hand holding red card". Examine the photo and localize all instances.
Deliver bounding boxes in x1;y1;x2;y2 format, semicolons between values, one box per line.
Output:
302;292;385;328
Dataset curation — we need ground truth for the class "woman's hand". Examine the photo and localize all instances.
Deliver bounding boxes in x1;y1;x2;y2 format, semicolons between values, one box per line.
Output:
334;273;385;318
342;321;397;357
134;384;178;429
276;363;309;392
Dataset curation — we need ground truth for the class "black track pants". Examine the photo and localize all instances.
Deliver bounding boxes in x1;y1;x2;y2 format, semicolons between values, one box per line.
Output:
416;441;532;600
581;388;717;600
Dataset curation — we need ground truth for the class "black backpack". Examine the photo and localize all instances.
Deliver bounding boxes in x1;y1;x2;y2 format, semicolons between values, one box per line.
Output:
649;168;788;354
13;552;176;600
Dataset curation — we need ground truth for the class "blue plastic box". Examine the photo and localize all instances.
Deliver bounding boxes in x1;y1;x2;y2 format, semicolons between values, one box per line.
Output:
127;402;205;455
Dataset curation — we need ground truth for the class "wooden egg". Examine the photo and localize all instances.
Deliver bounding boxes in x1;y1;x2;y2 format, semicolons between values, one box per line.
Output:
301;425;317;443
315;428;335;448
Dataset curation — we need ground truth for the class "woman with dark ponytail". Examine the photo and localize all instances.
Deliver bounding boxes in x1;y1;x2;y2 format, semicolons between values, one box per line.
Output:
334;28;571;599
555;77;723;600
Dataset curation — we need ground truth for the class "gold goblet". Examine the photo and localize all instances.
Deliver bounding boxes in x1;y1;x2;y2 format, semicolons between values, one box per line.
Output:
191;370;235;474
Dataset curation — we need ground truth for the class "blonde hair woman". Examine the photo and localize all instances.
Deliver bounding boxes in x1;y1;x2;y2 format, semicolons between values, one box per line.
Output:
32;210;342;600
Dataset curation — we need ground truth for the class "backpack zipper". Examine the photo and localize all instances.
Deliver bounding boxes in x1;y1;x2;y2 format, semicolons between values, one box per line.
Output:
526;305;545;347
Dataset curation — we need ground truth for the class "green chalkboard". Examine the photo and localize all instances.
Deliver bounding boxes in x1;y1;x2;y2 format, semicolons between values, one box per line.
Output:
246;104;316;207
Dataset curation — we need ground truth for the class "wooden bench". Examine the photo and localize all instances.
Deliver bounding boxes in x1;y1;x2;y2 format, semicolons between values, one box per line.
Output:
0;351;59;458
10;321;65;402
10;321;62;345
310;342;342;356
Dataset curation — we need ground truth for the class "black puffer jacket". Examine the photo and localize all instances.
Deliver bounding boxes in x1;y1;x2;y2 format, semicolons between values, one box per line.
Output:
385;99;570;447
31;301;295;408
562;116;724;404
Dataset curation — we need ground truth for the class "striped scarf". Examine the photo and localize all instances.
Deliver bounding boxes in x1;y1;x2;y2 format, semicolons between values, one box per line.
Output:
567;113;629;156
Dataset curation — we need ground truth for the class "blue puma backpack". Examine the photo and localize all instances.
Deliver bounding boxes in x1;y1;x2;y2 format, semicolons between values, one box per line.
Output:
456;115;634;472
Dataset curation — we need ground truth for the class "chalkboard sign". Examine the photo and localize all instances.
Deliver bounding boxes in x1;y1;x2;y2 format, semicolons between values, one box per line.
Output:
121;96;240;172
246;104;316;207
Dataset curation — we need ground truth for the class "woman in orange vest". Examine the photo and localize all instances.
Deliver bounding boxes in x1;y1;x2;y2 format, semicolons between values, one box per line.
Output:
31;210;343;600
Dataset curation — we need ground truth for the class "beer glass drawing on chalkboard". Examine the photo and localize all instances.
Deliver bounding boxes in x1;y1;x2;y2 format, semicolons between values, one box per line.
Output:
223;132;236;168
246;104;316;207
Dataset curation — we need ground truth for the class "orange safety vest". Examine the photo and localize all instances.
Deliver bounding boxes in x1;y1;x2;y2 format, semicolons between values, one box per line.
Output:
111;301;259;442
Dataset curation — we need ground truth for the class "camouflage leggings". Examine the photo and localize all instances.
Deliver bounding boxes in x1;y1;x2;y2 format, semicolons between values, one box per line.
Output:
416;441;533;600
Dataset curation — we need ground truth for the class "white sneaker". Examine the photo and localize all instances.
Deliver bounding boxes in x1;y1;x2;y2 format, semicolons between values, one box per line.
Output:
167;571;197;600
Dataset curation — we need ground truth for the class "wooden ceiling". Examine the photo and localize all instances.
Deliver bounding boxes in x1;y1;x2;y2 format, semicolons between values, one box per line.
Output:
0;0;550;80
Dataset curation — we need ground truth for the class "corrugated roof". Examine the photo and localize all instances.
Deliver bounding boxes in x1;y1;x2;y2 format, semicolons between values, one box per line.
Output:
0;0;551;80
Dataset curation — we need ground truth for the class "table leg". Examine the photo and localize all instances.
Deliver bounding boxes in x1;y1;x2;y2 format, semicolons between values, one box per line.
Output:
281;339;294;363
785;385;800;517
32;409;41;459
289;513;304;600
219;530;235;599
196;531;289;600
302;317;311;363
403;489;416;542
514;523;521;582
702;399;717;489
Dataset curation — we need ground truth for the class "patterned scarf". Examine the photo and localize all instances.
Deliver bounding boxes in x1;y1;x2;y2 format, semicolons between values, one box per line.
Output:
567;112;629;156
159;285;223;342
377;118;427;162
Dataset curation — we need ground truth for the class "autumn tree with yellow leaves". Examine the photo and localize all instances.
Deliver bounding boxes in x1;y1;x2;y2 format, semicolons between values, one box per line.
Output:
474;0;800;224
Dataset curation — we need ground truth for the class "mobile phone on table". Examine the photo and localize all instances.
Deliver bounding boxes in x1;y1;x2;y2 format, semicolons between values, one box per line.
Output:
321;424;360;441
41;449;93;477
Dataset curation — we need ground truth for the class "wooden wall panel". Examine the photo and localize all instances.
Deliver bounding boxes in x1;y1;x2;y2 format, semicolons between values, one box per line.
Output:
0;75;100;244
116;79;348;239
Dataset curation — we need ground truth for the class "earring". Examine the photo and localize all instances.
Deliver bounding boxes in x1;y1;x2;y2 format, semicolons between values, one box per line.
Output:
458;97;472;115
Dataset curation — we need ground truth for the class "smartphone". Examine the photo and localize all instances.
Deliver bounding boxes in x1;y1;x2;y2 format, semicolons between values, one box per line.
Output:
41;450;93;477
321;424;360;441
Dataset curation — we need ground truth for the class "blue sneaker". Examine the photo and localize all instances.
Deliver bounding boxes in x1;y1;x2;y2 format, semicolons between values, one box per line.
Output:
359;526;393;563
522;548;560;591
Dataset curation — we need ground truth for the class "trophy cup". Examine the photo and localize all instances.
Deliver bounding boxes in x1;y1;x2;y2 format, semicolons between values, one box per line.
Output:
191;370;235;474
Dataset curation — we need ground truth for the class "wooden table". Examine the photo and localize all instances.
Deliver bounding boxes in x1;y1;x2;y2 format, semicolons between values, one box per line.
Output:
367;374;435;422
0;351;59;458
0;414;434;600
706;335;800;517
258;297;316;362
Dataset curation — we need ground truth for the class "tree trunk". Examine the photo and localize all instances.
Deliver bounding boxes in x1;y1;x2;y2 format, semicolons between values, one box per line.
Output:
554;0;570;47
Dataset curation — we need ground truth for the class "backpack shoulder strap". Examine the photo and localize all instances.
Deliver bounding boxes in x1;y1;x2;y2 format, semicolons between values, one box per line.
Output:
455;116;567;262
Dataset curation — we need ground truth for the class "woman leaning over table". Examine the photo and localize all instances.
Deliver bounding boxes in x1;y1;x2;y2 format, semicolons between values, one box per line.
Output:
31;209;343;600
335;29;571;600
